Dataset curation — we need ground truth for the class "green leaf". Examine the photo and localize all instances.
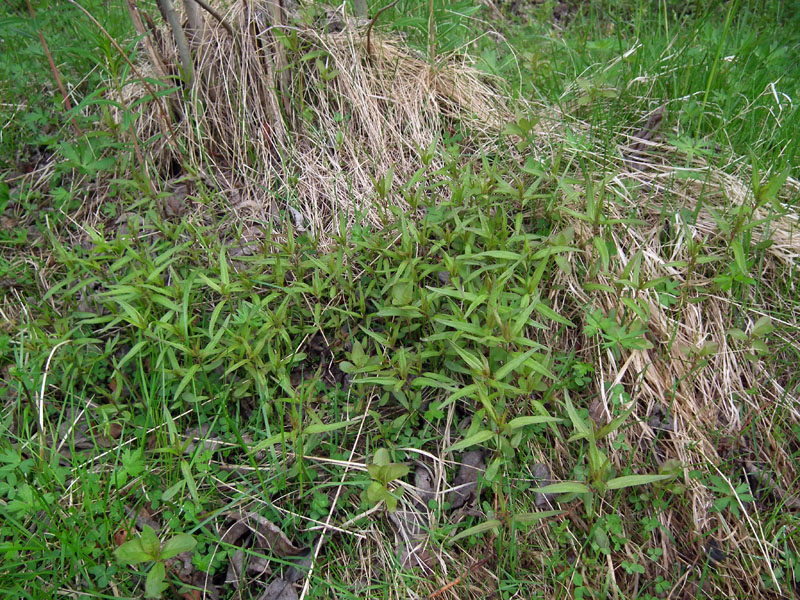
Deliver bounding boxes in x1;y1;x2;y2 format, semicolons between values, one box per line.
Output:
366;480;386;504
114;538;153;564
446;429;495;453
161;479;185;502
605;473;673;490
751;316;773;338
730;239;748;276
145;561;166;598
449;342;486;374
450;519;503;543
494;348;538;380
533;482;591;495
564;391;591;438
507;416;563;430
180;461;199;505
727;328;748;341
595;403;636;440
533;301;574;327
140;525;160;557
373;448;391;467
173;365;200;404
160;534;197;560
593;236;609;271
303;418;361;435
383;464;410;482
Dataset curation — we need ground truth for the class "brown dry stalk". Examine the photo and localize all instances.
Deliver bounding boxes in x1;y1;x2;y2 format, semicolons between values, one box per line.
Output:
157;0;194;88
192;0;235;37
24;0;83;136
366;0;400;56
427;556;491;599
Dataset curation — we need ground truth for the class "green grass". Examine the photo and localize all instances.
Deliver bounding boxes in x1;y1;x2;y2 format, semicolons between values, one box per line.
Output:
1;0;800;598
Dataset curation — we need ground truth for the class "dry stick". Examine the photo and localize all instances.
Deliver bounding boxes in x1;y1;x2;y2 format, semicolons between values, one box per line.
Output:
25;0;83;136
366;0;400;57
267;0;292;118
427;556;492;599
124;0;170;80
37;340;70;459
157;0;194;89
64;0;181;152
183;0;204;42
192;0;235;37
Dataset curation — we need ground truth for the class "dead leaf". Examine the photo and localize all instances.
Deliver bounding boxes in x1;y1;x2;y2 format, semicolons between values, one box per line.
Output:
448;450;485;510
629;104;667;152
221;511;304;593
414;463;435;509
284;547;313;583
226;549;245;588
531;463;558;509
257;578;298;600
113;528;129;547
183;424;225;455
240;512;303;556
387;464;435;572
745;460;800;510
588;397;606;428
399;541;435;571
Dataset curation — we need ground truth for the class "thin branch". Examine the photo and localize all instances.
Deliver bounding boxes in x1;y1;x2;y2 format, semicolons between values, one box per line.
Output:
157;0;194;89
192;0;235;37
366;0;399;57
25;0;83;136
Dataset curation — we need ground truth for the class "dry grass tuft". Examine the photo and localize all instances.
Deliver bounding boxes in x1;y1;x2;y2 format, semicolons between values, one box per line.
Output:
113;0;511;248
536;125;800;596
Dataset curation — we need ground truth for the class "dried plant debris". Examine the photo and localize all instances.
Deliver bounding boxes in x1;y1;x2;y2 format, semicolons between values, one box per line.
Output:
623;104;667;169
257;578;298;600
220;512;306;594
389;462;437;571
414;462;436;509
448;450;486;510
744;461;800;510
531;462;558;509
109;0;511;249
183;424;226;455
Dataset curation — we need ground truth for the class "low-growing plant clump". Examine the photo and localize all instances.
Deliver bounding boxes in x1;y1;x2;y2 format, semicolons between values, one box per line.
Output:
0;0;799;599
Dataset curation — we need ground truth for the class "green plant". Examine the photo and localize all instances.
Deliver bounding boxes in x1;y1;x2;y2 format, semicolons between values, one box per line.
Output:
533;391;678;518
706;474;755;518
113;525;197;598
364;448;410;512
727;315;773;361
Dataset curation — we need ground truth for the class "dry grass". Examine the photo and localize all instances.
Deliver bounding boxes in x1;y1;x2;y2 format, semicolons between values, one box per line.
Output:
112;0;511;249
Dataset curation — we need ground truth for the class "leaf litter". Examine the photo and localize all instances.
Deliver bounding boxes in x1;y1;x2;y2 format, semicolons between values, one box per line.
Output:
220;511;308;598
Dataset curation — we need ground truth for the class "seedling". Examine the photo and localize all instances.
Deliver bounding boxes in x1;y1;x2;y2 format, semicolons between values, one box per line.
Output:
364;448;409;512
114;525;196;598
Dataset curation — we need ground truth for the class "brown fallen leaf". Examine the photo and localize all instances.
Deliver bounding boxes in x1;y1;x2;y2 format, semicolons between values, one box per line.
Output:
531;463;558;509
588;397;606;429
222;512;305;593
257;578;297;600
283;547;314;583
414;462;436;509
624;104;667;170
448;450;485;510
